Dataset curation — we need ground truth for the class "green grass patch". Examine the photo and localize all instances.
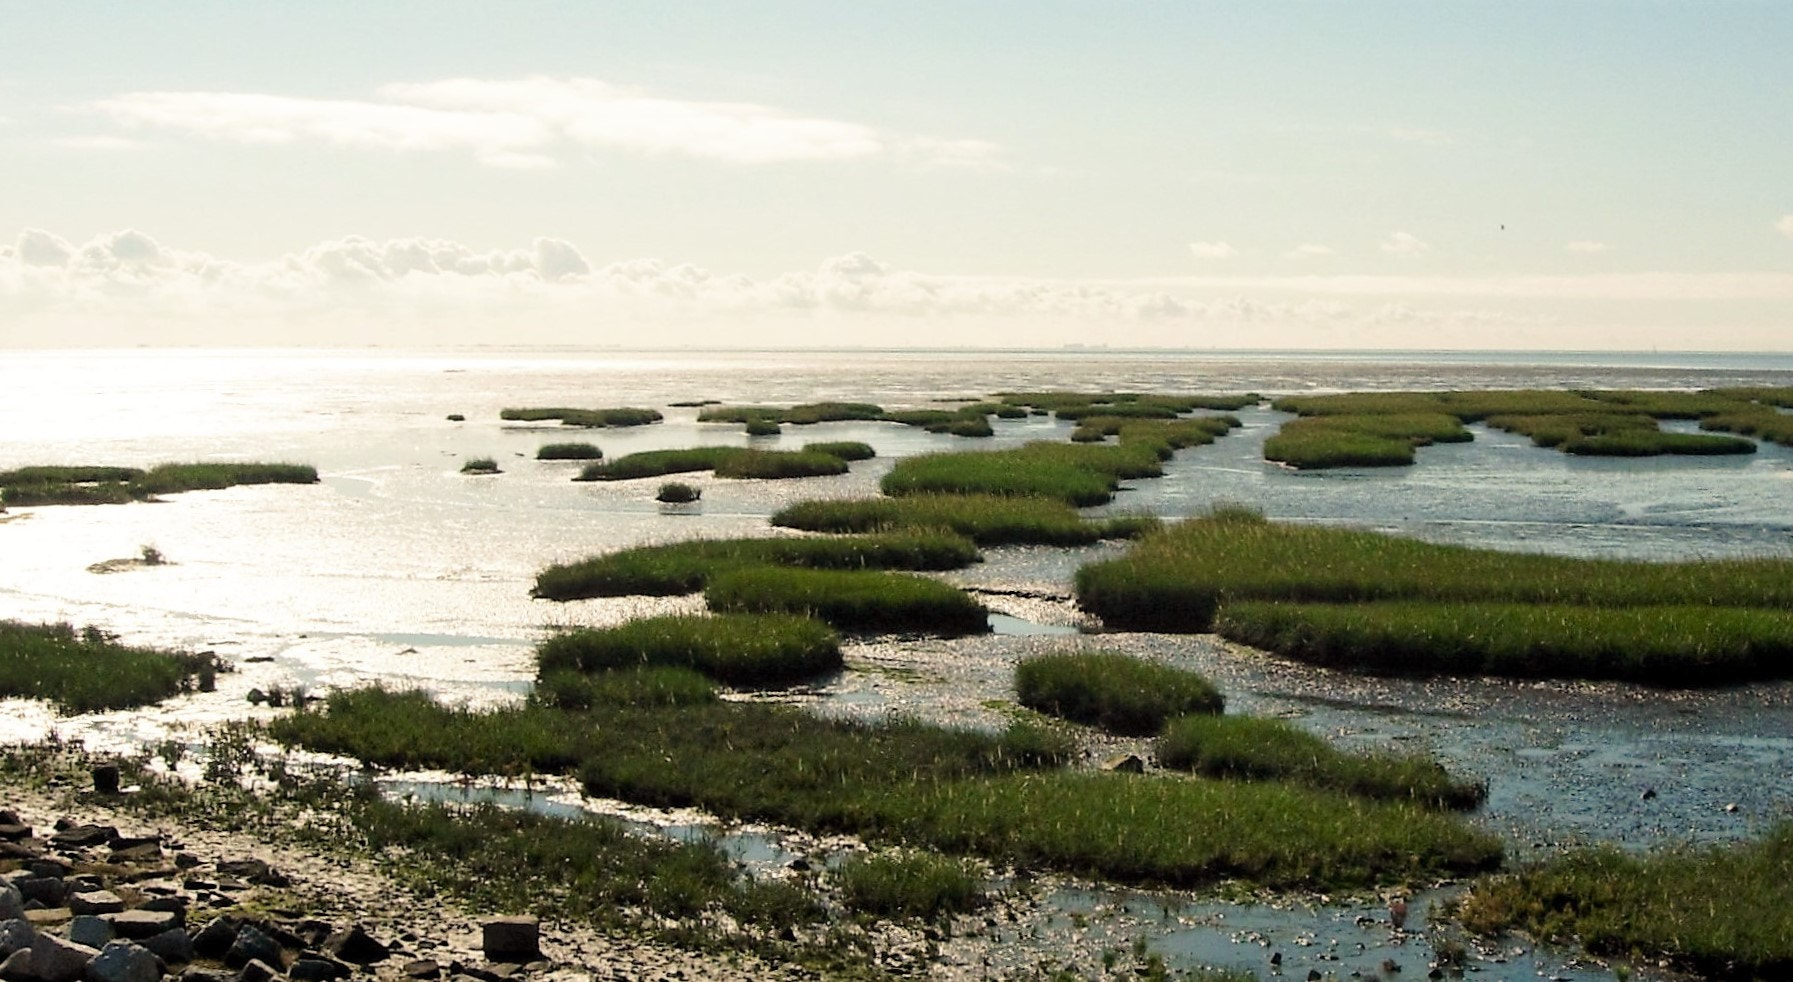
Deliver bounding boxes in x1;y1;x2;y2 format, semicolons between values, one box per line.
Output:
1014;651;1223;736
1702;408;1793;448
535;441;604;460
655;481;701;503
998;391;1260;417
0;621;221;713
576;446;848;481
1;462;317;506
1264;413;1470;469
501;406;663;427
706;567;990;637
533;530;980;600
838;852;986;920
1456;824;1793;980
881;442;1162;506
1487;413;1755;456
800;441;876;461
460;457;501;474
535;613;842;687
1157;714;1485;809
771;494;1157;546
531;666;718;710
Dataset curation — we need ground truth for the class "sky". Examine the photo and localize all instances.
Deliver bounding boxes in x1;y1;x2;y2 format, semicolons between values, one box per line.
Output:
2;1;1791;351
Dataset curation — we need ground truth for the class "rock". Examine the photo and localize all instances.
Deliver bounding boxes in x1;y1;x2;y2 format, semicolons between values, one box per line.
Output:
1099;753;1146;774
85;941;161;982
224;925;283;970
480;917;539;962
173;854;201;871
0;948;31;982
179;970;232;982
135;896;186;923
90;766;121;796
106;844;161;866
48;826;115;850
190;918;237;959
0;826;30;843
29;934;100;982
214;861;288;889
288;957;350;981
0;885;19;922
323;924;388;965
138;928;193;965
24;910;71;930
237;958;280;982
67;892;126;917
17;878;65;908
68;916;113;949
26;861;69;880
104;911;178;940
0;920;31;958
402;960;441;980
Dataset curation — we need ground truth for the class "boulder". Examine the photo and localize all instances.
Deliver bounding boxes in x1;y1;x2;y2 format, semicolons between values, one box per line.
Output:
288;957;350;981
0;947;31;982
236;958;280;982
16;878;65;909
322;924;388;965
67;916;112;949
138;928;193;965
223;925;282;970
84;941;160;982
401;960;441;980
48;826;115;851
0;920;32;958
1100;753;1146;774
103;912;177;941
28;934;100;982
0;885;19;922
67;893;125;918
178;968;233;982
90;766;121;797
479;918;539;962
135;896;186;923
189;918;237;959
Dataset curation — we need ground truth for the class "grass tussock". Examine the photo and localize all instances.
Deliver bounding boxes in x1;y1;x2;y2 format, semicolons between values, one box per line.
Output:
501;407;663;427
0;621;221;712
997;391;1260;417
531;666;718;711
771;494;1157;546
1075;510;1793;684
460;457;501;475
1456;824;1793;980
881;442;1158;506
535;442;604;460
532;530;980;600
0;462;317;506
576;447;848;482
706;567;990;637
1014;651;1223;736
1157;714;1485;809
1486;413;1755;456
800;441;876;461
535;613;842;688
1264;413;1471;470
1702;408;1793;448
838;852;986;920
655;481;701;503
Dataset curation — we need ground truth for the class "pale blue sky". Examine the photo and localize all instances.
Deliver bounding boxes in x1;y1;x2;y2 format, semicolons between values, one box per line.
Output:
3;2;1790;349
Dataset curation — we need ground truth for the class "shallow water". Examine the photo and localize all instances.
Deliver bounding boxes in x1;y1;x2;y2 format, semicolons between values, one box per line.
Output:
4;346;1792;980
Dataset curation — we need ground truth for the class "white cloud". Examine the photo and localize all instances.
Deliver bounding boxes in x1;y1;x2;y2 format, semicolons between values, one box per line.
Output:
1188;241;1237;260
1284;243;1334;260
1777;214;1793;238
87;76;995;169
1566;240;1608;253
1381;231;1430;257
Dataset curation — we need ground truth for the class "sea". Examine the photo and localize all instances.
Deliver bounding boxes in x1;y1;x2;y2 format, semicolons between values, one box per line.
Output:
3;346;1791;981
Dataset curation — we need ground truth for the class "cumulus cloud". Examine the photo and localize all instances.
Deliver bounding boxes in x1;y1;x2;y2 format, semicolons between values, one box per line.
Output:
1283;243;1334;260
1566;240;1608;253
1778;215;1793;238
1188;241;1237;260
87;76;995;169
1381;231;1430;257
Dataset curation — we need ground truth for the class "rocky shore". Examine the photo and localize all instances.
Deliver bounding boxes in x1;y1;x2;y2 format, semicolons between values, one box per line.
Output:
0;778;799;982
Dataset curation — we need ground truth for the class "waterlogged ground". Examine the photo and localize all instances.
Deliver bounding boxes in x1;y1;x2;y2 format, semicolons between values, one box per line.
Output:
4;348;1793;980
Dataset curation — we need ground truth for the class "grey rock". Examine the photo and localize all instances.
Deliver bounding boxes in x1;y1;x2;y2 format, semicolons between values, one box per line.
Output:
288;957;349;981
0;947;31;982
213;861;287;889
322;923;387;965
67;892;125;917
178;968;233;982
25;861;69;881
90;766;121;796
102;911;177;941
0;919;32;958
134;897;185;923
29;933;100;982
236;958;280;982
402;960;441;980
68;916;113;949
17;878;66;908
48;826;115;851
480;917;539;962
0;886;18;923
224;925;282;970
85;941;161;982
1100;753;1146;774
190;918;237;959
138;928;193;965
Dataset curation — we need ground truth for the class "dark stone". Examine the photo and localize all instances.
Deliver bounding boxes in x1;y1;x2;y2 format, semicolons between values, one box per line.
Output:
91;765;121;796
26;860;70;880
173;853;202;870
137;896;187;923
1100;753;1146;774
288;957;351;982
67;891;126;916
86;940;161;982
0;948;31;982
291;920;333;948
479;917;539;963
0;844;38;864
107;844;163;865
48;825;115;850
0;827;31;843
323;923;388;964
192;916;242;958
27;934;98;982
237;958;281;982
224;924;283;969
402;960;441;980
106;910;179;940
139;927;195;965
180;969;235;982
0;919;33;957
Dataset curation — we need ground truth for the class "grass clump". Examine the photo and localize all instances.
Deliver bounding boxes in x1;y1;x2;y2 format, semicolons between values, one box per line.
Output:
1487;413;1755;456
577;447;848;482
1014;651;1223;736
535;442;603;460
501;407;663;427
1702;409;1793;448
535;613;842;688
2;462;317;505
1456;824;1793;980
772;494;1157;546
998;391;1260;417
882;444;1138;506
1157;714;1485;809
706;567;990;637
838;852;986;920
1264;413;1471;469
655;481;701;503
800;441;876;462
0;621;221;712
531;666;718;710
532;530;980;600
460;457;501;475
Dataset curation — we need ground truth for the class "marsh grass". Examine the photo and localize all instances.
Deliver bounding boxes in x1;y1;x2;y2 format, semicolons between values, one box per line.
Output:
1156;714;1485;809
1456;824;1793;980
535;442;604;460
655;481;701;503
802;441;877;462
2;463;317;504
838;852;986;920
1486;413;1755;456
0;620;221;712
997;391;1260;416
273;687;1496;891
531;666;718;710
460;457;502;474
532;530;980;600
881;445;1133;506
535;613;842;687
706;567;990;637
501;407;663;427
1263;413;1470;469
576;447;847;481
1702;409;1793;447
771;494;1158;546
1014;652;1223;736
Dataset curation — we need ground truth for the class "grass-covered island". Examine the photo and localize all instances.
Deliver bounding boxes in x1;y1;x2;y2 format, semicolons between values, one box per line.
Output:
1075;507;1793;685
500;406;663;427
0;462;318;507
0;620;222;712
